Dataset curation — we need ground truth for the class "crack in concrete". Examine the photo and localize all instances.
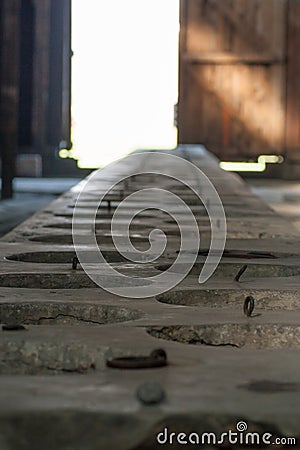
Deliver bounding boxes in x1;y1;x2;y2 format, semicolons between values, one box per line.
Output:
199;339;240;348
25;313;107;325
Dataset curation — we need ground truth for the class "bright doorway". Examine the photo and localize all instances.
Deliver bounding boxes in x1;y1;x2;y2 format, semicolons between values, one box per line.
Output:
71;0;180;168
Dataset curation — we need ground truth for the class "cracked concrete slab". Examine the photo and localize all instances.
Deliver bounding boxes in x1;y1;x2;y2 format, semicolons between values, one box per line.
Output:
0;146;299;449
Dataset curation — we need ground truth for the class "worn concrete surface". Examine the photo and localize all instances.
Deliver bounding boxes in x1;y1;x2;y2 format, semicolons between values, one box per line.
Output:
0;147;299;449
249;178;300;234
0;178;80;237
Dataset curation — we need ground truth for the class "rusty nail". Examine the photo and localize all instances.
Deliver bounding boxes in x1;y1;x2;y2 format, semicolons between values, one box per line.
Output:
2;324;27;331
72;256;79;270
136;381;165;405
234;264;248;282
244;296;255;317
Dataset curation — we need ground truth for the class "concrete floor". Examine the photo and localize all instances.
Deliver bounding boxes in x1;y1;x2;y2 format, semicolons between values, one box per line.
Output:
0;178;81;237
249;178;300;233
0;148;299;449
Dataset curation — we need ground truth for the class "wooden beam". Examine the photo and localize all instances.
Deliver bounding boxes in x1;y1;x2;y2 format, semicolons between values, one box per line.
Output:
0;0;21;199
182;52;284;65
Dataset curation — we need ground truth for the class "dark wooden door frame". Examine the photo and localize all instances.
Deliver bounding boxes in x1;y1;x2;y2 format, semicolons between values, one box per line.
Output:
0;0;21;199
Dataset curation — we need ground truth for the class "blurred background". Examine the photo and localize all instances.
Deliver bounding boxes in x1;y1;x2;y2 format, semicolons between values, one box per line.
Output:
0;0;300;230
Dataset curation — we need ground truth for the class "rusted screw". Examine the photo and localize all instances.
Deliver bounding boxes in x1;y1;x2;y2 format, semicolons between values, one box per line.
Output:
136;381;165;405
2;324;27;331
234;264;248;282
244;296;255;317
72;256;79;270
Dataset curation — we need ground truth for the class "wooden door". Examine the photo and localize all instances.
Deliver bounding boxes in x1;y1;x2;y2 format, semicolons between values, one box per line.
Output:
178;0;292;161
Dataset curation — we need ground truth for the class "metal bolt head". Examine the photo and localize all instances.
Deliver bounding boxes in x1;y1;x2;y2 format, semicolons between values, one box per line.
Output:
136;381;165;405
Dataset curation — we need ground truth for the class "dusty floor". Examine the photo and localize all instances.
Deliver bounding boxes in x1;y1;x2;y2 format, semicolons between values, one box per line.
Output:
0;147;299;449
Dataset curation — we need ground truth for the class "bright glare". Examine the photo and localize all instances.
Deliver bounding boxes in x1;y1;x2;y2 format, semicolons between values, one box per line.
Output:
71;0;179;168
220;162;266;172
220;155;284;172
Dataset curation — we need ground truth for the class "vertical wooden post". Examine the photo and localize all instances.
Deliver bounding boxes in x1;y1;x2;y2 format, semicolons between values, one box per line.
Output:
177;0;187;145
31;0;51;151
0;0;21;199
61;0;72;151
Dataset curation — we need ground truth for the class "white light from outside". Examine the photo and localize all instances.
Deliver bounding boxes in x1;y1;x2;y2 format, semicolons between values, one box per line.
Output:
71;0;179;168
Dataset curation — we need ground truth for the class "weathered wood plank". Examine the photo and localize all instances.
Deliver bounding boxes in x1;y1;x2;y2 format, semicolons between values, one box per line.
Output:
185;0;286;58
180;63;285;158
182;52;284;64
178;0;287;160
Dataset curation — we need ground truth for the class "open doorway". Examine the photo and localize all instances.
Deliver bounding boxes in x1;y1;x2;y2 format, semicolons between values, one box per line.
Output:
70;0;180;168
